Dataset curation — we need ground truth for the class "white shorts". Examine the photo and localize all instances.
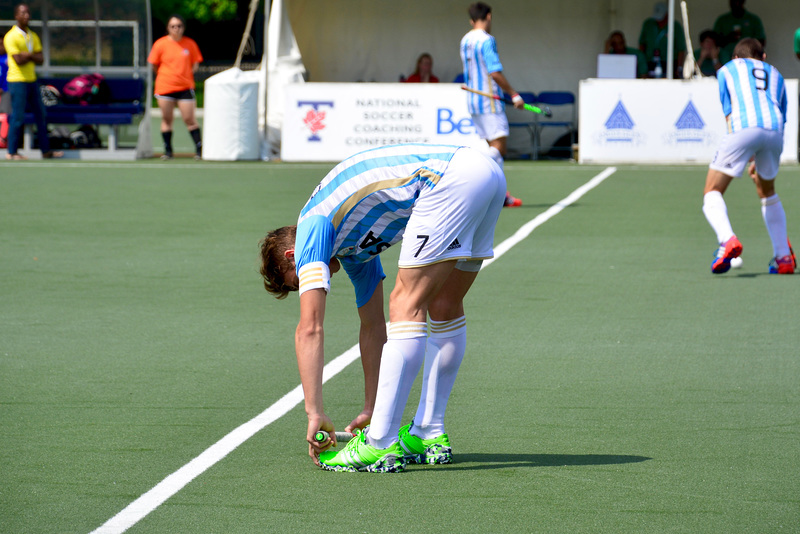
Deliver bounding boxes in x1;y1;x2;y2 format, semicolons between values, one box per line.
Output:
398;147;506;268
471;112;510;142
709;127;784;180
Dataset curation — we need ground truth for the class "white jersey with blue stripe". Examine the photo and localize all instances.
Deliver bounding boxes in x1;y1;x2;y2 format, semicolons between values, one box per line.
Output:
717;58;786;133
460;29;504;115
295;144;461;306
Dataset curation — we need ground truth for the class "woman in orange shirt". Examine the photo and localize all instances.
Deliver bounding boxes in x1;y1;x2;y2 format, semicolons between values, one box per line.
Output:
148;15;203;159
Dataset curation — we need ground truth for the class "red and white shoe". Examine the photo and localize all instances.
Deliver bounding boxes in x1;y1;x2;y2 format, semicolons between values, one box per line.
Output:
768;239;796;274
503;192;522;208
710;235;742;274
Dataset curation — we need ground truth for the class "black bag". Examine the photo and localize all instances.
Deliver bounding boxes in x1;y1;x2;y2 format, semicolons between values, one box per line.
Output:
70;125;102;148
47;126;74;149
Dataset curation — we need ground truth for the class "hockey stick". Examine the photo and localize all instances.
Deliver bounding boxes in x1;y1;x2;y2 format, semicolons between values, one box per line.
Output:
315;430;357;445
680;1;701;79
461;85;553;117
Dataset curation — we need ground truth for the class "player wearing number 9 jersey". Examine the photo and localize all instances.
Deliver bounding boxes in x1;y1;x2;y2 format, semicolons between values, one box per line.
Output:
702;38;794;275
259;143;506;471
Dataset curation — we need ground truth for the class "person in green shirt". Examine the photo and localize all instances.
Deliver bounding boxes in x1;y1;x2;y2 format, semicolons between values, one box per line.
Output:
794;27;800;60
694;30;731;77
604;31;648;78
713;0;765;60
638;2;686;78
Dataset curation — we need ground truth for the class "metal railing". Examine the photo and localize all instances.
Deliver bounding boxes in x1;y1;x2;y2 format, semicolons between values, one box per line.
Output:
0;19;144;77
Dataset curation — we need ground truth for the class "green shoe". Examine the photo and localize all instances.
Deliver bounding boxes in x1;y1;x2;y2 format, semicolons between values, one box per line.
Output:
398;422;452;465
318;430;406;473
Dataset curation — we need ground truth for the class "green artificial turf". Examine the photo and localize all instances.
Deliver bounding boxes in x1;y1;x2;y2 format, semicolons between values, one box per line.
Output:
1;160;797;533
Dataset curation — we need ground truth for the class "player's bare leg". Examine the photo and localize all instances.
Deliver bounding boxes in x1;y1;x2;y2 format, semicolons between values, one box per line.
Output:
752;165;793;272
702;168;741;273
366;261;457;449
400;266;478;465
488;137;521;207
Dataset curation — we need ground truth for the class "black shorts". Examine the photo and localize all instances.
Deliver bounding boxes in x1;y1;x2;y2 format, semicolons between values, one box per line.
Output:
155;89;196;102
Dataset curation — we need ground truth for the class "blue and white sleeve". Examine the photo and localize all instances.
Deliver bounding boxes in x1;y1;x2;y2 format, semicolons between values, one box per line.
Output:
717;69;731;118
482;37;504;74
295;215;335;296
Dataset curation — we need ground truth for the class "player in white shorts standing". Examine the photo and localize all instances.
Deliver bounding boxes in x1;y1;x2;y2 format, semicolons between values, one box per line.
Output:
259;143;506;472
460;2;525;208
702;37;795;275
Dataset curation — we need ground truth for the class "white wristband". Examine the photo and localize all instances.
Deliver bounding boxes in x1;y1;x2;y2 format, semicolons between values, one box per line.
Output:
298;261;331;296
511;93;524;105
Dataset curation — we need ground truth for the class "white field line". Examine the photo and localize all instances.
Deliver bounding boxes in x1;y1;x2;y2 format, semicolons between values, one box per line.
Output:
89;166;617;534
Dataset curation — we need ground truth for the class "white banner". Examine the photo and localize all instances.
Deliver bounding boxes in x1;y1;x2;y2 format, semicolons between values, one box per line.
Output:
578;78;799;165
281;83;481;162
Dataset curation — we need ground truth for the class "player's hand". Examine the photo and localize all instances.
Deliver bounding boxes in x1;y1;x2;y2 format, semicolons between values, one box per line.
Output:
748;161;758;180
345;411;372;435
511;93;525;109
307;413;334;466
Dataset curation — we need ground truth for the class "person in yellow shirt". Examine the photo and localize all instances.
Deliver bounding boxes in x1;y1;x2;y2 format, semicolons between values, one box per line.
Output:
3;3;61;159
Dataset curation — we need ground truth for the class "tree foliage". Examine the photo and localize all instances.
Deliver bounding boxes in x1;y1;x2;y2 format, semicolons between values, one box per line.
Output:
152;0;238;24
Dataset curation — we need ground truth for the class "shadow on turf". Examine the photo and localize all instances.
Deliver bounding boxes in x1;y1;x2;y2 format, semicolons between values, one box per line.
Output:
446;453;651;470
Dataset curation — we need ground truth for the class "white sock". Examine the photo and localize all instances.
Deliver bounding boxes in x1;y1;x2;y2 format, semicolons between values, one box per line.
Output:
366;322;427;449
761;194;790;257
487;146;504;171
411;316;467;440
702;191;735;244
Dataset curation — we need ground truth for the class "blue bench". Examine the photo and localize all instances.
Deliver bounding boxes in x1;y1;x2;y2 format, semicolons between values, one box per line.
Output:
24;77;145;151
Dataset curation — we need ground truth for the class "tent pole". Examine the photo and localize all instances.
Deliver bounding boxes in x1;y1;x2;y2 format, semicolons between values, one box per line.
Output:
667;0;674;79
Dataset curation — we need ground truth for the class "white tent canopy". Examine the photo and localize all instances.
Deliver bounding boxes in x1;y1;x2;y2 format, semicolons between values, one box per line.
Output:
276;0;798;91
261;0;799;155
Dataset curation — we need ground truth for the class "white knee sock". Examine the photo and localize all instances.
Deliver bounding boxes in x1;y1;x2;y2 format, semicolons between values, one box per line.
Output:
487;146;504;171
761;194;790;257
366;321;427;449
702;191;735;244
411;316;467;440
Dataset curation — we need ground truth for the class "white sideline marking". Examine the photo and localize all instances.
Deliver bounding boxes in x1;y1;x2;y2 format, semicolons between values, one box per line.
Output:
89;166;616;534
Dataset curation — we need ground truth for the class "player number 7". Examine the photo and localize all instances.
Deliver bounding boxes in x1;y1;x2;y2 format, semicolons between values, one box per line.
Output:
414;235;430;258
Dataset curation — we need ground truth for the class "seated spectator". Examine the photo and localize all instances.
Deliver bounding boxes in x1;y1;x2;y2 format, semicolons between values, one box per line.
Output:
793;27;799;60
694;30;730;77
604;30;648;78
638;2;686;78
403;53;439;83
713;0;765;57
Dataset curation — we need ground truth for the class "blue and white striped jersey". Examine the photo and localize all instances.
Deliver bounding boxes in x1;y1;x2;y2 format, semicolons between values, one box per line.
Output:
295;144;461;306
460;29;504;115
717;58;786;133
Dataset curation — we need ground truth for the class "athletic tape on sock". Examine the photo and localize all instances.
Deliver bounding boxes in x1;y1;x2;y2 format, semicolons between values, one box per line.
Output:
387;321;427;339
429;316;466;338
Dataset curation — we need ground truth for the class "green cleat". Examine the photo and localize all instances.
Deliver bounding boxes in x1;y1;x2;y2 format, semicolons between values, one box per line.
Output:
318;430;406;473
398;422;452;465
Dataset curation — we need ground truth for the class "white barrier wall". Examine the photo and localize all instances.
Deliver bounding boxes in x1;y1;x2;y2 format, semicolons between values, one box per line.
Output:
282;83;480;162
579;78;799;165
